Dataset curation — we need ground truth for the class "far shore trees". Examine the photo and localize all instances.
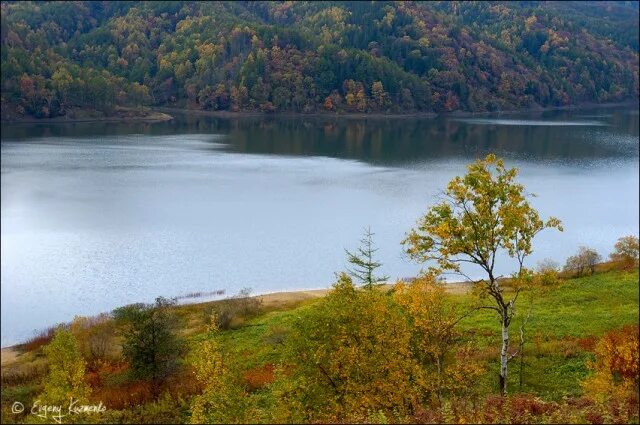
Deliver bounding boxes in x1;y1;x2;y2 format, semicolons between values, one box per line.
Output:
403;154;562;395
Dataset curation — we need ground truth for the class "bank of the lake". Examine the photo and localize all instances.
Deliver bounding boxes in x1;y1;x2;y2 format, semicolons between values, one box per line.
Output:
2;269;637;413
156;99;639;120
0;105;173;124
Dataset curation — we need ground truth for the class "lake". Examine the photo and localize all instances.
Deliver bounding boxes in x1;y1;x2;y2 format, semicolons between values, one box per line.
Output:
1;107;638;346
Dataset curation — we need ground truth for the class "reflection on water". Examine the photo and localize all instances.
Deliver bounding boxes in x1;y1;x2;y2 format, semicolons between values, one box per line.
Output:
1;107;638;345
3;107;638;165
451;118;606;126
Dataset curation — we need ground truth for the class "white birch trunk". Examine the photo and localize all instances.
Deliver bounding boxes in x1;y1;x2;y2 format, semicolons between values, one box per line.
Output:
500;316;509;395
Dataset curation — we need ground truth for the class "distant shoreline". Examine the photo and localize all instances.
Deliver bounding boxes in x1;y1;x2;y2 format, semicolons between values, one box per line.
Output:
156;99;638;120
1;99;636;125
0;107;173;125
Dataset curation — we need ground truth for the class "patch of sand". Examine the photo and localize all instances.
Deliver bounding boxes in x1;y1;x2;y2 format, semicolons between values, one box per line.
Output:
259;288;330;308
1;347;19;366
256;282;472;307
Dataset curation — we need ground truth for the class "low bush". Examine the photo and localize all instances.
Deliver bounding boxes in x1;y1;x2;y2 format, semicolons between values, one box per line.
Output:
203;288;263;330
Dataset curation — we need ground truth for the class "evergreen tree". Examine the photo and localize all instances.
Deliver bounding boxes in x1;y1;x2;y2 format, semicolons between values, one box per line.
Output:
345;227;389;289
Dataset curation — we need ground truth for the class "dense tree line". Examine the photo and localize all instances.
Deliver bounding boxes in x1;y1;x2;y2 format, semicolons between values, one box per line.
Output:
1;1;638;118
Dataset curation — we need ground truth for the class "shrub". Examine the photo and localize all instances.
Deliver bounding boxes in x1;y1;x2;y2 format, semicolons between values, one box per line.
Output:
18;324;66;352
98;392;189;424
190;313;247;423
582;325;639;406
1;361;48;386
113;297;185;396
537;258;560;273
282;273;425;422
243;363;276;392
394;274;483;402
203;288;263;330
70;314;116;367
39;329;91;406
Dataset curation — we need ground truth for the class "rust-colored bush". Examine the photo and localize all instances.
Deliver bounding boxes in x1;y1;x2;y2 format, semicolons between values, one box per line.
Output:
18;325;61;352
91;381;154;410
243;363;275;392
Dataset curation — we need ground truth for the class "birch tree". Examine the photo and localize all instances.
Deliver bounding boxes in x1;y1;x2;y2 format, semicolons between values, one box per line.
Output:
402;154;562;395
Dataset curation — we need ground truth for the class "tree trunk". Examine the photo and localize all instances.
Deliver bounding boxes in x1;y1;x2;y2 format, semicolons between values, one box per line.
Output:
499;314;509;396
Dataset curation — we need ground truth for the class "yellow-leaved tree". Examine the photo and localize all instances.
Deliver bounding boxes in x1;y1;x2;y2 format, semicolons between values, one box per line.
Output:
403;154;562;395
394;273;484;404
40;328;91;406
582;325;639;407
190;313;245;424
282;273;425;422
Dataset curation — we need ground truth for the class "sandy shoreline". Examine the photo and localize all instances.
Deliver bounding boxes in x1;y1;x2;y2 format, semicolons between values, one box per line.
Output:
0;281;473;358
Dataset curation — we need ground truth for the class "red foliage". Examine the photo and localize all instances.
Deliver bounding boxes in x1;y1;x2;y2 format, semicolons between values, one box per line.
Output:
576;336;597;351
18;327;57;352
242;363;275;392
600;325;639;383
160;366;205;398
91;381;154;410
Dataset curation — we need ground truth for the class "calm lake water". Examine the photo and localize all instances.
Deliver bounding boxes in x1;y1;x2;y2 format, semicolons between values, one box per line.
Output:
1;107;639;345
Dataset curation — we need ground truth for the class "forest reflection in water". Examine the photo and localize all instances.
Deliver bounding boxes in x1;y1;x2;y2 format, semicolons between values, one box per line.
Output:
3;107;638;166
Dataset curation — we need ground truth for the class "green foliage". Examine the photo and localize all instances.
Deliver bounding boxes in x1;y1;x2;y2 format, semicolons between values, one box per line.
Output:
344;227;389;289
113;297;185;393
98;393;190;424
2;270;637;424
394;274;484;403
189;314;246;424
1;1;638;118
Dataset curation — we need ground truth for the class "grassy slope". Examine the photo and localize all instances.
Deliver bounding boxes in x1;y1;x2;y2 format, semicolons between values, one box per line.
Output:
1;269;637;423
197;270;638;403
454;270;639;398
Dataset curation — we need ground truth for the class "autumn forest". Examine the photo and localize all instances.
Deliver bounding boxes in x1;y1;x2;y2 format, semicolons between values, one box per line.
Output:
1;2;639;425
1;1;639;119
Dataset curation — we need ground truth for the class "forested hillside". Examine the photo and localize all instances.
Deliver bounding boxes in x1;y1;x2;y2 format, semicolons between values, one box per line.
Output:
1;1;638;118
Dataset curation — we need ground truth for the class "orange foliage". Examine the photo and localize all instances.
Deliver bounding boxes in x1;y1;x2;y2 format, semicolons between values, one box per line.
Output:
413;393;638;424
243;363;275;392
90;381;154;410
582;325;640;405
18;326;59;352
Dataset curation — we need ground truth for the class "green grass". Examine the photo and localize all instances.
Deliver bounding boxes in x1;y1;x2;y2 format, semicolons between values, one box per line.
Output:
455;270;639;337
454;270;639;398
3;269;637;423
188;269;638;401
